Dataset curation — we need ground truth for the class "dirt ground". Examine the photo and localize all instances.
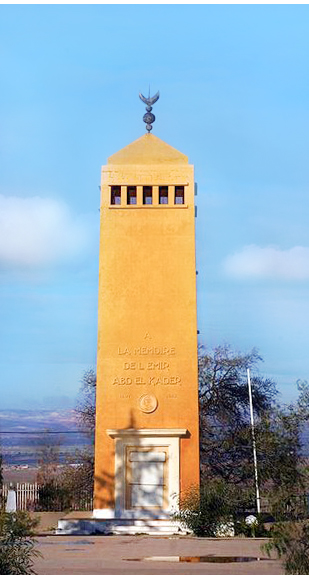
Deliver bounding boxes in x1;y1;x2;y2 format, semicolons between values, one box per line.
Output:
3;467;38;483
30;512;64;533
33;535;284;575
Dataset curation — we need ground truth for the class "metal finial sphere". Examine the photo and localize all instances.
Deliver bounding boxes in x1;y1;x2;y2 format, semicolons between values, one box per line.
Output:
139;90;159;132
143;112;155;125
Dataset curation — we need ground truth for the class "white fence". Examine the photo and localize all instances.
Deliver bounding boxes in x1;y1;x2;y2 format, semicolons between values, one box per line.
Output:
1;482;39;511
1;482;93;511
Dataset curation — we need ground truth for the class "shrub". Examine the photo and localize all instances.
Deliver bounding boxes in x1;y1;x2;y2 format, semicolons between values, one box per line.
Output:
36;480;70;512
262;492;309;574
0;510;40;575
264;521;309;575
234;513;268;537
173;480;247;537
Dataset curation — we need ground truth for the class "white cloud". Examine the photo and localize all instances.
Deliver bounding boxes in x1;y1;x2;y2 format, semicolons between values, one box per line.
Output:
224;245;309;280
0;194;94;269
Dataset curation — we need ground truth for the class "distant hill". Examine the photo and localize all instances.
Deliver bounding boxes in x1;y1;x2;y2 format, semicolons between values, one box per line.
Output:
0;409;92;467
0;408;79;432
1;408;308;467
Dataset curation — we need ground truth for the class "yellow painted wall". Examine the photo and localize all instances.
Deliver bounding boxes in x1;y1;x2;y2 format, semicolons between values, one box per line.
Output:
94;134;200;509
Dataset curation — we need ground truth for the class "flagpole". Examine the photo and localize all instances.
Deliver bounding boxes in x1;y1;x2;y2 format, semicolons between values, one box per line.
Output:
247;368;261;514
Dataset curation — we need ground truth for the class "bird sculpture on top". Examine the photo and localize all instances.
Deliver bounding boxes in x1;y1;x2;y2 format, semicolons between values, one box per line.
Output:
139;89;160;132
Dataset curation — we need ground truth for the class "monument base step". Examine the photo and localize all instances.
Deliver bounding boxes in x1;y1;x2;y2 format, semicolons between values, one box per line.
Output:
56;512;187;535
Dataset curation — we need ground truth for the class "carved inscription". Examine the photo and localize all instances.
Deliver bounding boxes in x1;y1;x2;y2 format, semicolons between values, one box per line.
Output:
113;339;181;388
113;376;181;386
118;346;175;356
124;362;169;370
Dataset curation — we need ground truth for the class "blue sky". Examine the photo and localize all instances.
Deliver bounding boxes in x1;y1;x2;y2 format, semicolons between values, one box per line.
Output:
0;4;309;409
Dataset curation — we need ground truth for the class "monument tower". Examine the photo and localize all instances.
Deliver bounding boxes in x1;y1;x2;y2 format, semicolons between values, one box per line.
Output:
93;93;199;532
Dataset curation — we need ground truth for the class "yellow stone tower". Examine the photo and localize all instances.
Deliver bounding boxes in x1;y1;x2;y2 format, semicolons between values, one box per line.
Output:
93;111;199;532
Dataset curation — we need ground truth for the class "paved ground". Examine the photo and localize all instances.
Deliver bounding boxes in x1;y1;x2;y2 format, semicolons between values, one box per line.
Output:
33;535;284;575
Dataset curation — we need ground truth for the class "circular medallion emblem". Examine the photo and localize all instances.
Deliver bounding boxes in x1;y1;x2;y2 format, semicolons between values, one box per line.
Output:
139;394;158;414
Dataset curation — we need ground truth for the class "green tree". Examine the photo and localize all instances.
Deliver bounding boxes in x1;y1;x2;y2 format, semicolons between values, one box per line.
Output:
295;379;309;421
199;345;278;486
260;382;309;575
255;407;304;492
